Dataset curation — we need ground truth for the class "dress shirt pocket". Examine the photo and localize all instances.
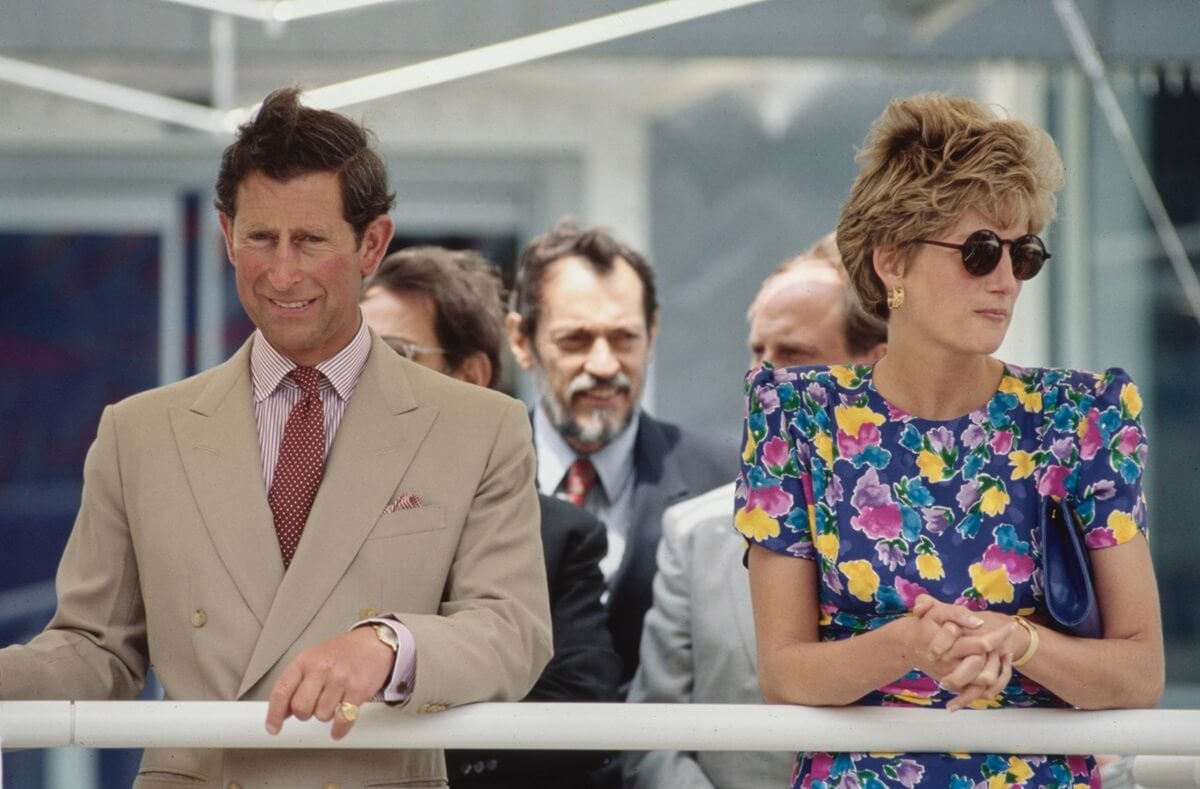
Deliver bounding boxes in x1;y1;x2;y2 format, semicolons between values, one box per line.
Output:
369;504;445;540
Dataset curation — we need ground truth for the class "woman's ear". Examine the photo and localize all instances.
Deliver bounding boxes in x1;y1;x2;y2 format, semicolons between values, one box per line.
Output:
873;244;904;290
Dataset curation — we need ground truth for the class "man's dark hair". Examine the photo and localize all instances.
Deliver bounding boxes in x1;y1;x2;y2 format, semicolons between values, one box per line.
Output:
365;246;505;389
214;86;396;242
509;219;658;340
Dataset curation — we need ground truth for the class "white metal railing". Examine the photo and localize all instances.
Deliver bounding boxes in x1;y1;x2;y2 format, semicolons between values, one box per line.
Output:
2;703;1199;786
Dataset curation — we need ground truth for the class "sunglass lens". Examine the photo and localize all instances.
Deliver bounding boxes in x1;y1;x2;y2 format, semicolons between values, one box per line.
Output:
1012;236;1048;281
961;230;1002;276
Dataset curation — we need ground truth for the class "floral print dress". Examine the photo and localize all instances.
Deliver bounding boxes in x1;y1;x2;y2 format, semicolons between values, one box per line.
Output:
735;362;1148;789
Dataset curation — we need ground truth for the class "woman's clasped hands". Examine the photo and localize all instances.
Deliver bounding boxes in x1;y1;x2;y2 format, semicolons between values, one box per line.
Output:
904;594;1027;711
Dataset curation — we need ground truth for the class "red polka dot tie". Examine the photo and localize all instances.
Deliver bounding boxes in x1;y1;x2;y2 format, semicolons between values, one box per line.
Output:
269;366;326;569
563;457;597;508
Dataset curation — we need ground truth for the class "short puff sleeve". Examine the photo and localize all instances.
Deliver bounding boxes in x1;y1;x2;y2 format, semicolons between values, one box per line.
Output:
734;363;828;561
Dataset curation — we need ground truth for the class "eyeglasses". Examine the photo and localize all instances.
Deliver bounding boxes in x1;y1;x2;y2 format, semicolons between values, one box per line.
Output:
381;335;445;360
913;229;1051;281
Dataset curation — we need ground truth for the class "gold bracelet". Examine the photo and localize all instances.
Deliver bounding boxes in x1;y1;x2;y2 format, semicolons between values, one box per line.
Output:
1011;615;1039;667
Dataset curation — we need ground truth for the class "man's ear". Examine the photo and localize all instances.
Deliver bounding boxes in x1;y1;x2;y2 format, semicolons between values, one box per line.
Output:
505;312;535;371
872;244;905;291
358;214;395;278
863;342;887;364
218;212;236;264
451;351;493;388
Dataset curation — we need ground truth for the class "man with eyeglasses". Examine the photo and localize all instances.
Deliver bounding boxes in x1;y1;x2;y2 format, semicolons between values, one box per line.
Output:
361;245;623;788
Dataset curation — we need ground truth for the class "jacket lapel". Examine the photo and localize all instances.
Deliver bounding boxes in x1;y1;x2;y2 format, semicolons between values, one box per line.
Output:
171;339;282;626
238;337;437;696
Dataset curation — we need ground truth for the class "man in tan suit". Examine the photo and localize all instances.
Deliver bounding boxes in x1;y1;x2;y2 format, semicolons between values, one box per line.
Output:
0;88;552;789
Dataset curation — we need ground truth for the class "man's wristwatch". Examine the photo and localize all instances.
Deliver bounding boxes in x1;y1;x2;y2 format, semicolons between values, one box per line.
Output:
366;622;400;654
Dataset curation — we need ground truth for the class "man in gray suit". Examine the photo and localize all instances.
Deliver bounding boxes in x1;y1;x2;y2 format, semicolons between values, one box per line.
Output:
506;220;737;687
624;234;887;788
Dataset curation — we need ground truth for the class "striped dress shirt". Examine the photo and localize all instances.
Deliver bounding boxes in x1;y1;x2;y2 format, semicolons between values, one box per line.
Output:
248;317;415;702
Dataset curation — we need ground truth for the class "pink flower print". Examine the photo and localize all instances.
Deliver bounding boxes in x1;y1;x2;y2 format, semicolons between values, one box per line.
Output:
1116;425;1141;455
1080;408;1102;461
885;402;910;421
807;753;834;782
879;673;940;698
759;387;781;415
1038;465;1070;498
1068;754;1090;777
745;485;793;518
895;576;928;608
762;436;791;469
852;504;903;539
989;429;1014;454
981;543;1035;582
1086;528;1117;549
838;422;882;457
954;595;987;611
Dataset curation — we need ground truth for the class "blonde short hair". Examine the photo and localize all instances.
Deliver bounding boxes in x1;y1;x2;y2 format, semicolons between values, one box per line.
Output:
836;93;1065;319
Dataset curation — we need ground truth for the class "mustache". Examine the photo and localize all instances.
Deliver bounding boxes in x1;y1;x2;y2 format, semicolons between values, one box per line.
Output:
565;371;633;399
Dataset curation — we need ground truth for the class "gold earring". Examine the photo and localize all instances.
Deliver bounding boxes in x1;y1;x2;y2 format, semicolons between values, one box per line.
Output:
887;286;905;311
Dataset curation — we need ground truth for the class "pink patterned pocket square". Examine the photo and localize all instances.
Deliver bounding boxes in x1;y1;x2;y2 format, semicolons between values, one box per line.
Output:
383;493;424;514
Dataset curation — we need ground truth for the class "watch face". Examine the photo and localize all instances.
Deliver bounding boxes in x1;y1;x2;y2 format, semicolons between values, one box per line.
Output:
376;624;400;652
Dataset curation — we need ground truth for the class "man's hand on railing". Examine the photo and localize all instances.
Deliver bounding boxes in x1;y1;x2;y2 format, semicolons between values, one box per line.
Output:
265;627;395;740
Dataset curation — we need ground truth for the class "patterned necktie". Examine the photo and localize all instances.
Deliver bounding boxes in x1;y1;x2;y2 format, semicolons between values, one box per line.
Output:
563;457;598;508
269;366;326;569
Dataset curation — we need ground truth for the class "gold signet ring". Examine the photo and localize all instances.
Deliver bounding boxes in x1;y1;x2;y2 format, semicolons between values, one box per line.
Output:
338;701;360;721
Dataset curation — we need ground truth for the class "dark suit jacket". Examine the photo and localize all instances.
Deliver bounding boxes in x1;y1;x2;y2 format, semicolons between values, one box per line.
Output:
446;494;622;788
533;412;738;685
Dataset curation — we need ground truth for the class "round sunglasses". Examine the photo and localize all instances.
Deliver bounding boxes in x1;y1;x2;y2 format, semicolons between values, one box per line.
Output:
913;229;1051;281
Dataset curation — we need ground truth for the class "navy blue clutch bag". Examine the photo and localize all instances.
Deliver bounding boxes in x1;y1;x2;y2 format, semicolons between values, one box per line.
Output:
1040;498;1103;638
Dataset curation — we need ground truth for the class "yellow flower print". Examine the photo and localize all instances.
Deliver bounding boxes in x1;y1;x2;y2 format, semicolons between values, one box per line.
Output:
835;404;885;439
815;531;839;562
735;507;780;542
998;375;1042;413
888;690;935;706
1009;450;1036;480
969;562;1014;603
916;553;945;580
1121;382;1143;419
1108;510;1139;543
1006;756;1035;784
979;485;1010;516
966;696;1003;710
742;431;757;464
813;430;835;466
916;450;946;481
840;559;880;602
831;366;860;389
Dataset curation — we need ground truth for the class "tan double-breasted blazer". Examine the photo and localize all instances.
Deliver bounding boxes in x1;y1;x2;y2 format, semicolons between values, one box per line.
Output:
0;332;552;788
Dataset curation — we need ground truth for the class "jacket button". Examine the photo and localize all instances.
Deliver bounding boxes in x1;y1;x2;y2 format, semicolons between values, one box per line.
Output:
359;606;379;619
191;609;207;628
226;783;242;789
321;784;341;789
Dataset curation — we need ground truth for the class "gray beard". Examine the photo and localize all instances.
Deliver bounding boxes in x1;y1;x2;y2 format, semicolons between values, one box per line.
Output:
535;368;634;448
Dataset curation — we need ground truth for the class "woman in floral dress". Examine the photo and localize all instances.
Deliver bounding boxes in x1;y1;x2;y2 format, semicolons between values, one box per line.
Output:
737;94;1164;788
